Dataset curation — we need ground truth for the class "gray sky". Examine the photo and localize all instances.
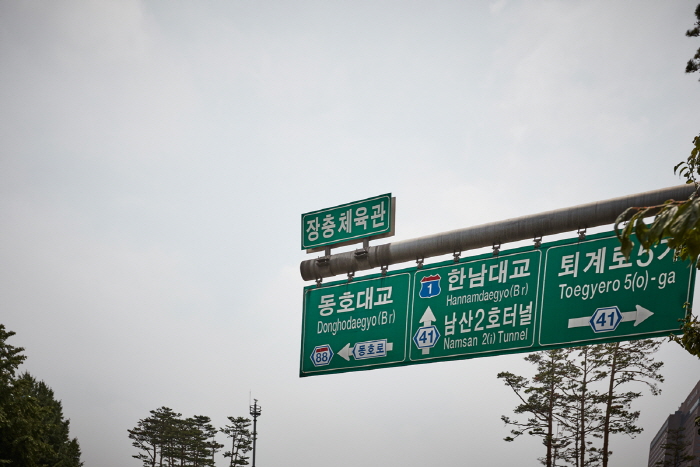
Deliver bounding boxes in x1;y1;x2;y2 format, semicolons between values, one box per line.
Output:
2;1;700;466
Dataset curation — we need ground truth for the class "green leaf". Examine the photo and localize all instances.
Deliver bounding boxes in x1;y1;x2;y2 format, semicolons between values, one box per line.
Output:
614;208;635;240
668;201;696;238
649;205;677;241
619;216;636;259
634;217;651;249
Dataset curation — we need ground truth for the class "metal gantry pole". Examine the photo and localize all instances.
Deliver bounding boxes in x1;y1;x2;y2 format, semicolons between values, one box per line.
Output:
249;399;261;467
299;184;695;281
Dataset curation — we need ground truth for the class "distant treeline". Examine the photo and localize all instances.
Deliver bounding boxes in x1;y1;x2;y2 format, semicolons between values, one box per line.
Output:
129;408;253;467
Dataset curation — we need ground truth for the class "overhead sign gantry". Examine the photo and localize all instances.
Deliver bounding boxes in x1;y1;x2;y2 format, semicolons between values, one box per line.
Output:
299;187;696;377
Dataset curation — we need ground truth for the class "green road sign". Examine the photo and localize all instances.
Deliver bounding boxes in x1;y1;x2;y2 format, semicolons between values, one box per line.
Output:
539;235;693;346
409;250;542;362
300;272;411;375
301;194;394;251
299;230;695;377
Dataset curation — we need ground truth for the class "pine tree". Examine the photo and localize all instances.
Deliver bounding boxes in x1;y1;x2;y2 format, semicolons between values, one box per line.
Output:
655;426;697;467
498;349;577;467
128;412;159;467
129;408;227;467
500;341;664;467
128;406;184;467
591;340;664;467
559;346;605;467
156;407;182;467
685;4;700;76
221;416;253;467
189;415;222;467
181;415;221;467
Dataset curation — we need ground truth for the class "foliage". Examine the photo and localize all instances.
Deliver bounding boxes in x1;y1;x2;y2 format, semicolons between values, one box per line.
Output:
127;410;159;467
498;349;575;467
0;324;83;466
19;373;83;466
654;426;696;467
669;313;700;358
615;5;700;360
499;341;663;467
614;134;700;360
128;407;223;467
592;340;663;467
558;347;606;467
686;4;700;76
191;415;224;467
615;2;700;259
220;417;252;467
615;135;700;265
0;325;25;386
615;6;700;260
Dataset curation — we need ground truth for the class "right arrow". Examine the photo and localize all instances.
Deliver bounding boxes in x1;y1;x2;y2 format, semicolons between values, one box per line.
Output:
620;305;654;326
568;305;654;329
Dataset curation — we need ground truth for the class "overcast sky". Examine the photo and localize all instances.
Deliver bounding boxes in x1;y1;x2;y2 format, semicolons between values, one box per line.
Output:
2;1;700;466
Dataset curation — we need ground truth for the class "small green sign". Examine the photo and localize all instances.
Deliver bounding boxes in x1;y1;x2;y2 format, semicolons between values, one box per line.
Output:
301;194;393;251
299;230;695;377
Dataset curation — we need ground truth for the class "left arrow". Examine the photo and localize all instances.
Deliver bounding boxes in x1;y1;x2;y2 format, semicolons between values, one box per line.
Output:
338;340;393;361
338;343;353;361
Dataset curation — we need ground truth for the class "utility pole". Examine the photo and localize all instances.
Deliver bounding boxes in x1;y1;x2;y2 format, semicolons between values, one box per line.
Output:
249;399;261;467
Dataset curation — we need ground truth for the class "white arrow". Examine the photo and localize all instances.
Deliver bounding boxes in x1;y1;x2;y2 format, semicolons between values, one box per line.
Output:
338;343;352;361
568;305;654;328
418;307;437;354
337;341;393;361
420;306;436;326
622;305;654;326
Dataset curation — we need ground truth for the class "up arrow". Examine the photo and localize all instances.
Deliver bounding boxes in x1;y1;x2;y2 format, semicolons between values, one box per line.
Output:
420;306;437;326
416;307;438;355
621;305;654;326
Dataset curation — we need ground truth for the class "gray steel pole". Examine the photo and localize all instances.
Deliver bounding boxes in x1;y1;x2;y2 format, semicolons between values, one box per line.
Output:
300;184;694;281
249;400;261;467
